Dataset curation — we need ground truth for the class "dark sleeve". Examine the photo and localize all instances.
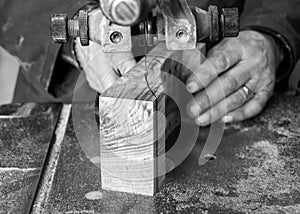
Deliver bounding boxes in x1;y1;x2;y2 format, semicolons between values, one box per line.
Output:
0;0;98;90
240;0;300;84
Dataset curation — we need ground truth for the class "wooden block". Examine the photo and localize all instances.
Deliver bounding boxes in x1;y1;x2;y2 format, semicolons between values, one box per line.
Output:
99;43;206;196
99;98;165;196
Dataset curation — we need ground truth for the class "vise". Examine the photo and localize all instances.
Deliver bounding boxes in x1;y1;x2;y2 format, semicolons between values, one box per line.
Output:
50;0;239;52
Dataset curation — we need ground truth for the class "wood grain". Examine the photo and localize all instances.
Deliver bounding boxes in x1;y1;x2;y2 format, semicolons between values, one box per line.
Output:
99;42;205;196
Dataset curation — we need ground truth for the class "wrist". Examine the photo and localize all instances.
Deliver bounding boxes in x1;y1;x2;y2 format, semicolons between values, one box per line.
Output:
241;30;284;68
240;27;295;85
260;31;285;66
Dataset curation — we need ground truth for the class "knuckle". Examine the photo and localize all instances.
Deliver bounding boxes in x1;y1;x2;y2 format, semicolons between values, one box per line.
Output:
211;106;224;121
194;70;214;87
223;73;239;92
231;90;247;107
249;39;261;49
253;54;266;67
243;102;263;119
196;92;211;110
212;52;229;70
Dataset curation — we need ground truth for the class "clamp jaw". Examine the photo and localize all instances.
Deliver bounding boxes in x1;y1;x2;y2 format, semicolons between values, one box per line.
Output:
51;0;239;52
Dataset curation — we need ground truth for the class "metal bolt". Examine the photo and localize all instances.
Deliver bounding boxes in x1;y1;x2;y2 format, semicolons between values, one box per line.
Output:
176;29;189;42
50;10;89;46
68;19;80;38
209;5;220;42
221;8;239;38
51;14;68;44
110;31;123;44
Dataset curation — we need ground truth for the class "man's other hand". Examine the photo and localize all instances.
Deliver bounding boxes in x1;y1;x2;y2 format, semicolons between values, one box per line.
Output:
186;30;283;126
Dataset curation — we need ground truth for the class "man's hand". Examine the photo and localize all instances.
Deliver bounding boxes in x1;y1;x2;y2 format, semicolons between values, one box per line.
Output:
75;39;136;93
186;30;283;126
75;8;136;93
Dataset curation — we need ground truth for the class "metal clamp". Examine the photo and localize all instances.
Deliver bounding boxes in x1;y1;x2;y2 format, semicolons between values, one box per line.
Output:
50;2;240;52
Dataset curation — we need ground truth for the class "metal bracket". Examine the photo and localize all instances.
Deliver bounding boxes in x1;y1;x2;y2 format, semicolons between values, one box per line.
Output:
101;16;132;53
158;0;197;50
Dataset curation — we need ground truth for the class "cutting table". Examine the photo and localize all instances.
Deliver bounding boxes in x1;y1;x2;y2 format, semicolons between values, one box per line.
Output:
0;93;299;214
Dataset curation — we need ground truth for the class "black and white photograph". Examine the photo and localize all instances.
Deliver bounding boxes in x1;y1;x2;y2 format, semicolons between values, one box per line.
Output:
0;0;299;213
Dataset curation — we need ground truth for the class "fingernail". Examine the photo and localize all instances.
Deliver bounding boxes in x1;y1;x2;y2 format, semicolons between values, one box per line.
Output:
186;81;198;93
190;104;200;117
222;116;233;123
196;114;210;126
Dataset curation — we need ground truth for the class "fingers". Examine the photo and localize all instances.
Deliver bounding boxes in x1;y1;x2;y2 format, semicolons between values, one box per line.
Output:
83;49;120;93
75;38;136;92
188;61;251;119
222;91;272;123
186;39;244;93
181;44;206;72
75;40;121;92
106;52;137;75
84;64;105;92
194;84;255;126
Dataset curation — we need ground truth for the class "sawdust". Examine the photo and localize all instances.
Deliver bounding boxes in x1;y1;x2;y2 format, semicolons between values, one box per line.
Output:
85;191;103;200
12;103;35;117
264;114;300;139
231;140;300;213
0;168;40;213
225;124;250;133
156;140;300;214
134;96;300;213
65;210;96;214
273;127;300;138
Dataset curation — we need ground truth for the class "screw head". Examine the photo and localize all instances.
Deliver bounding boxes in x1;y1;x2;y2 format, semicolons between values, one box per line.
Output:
176;29;189;42
110;31;123;44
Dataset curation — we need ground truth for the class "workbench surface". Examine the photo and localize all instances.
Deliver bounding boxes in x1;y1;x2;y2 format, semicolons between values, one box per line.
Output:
0;94;299;214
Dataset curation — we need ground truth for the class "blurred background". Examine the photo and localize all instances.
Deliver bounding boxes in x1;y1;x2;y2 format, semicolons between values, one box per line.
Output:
0;46;19;105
